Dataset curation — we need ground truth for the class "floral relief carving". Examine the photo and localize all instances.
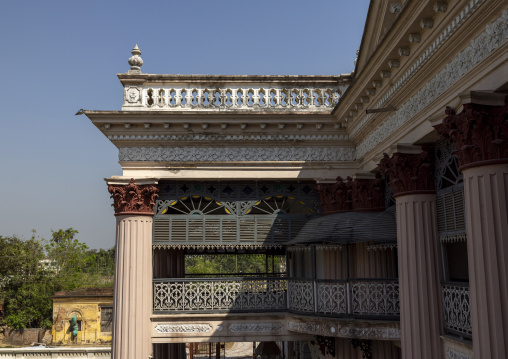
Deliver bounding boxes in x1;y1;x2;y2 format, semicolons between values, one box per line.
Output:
349;174;384;211
379;150;435;197
108;178;159;215
228;323;284;333
118;147;356;162
317;177;351;215
434;102;508;169
154;324;212;333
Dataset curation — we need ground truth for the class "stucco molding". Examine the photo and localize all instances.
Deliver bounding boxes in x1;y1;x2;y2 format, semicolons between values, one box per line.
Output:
154;324;212;333
350;0;485;138
118;146;356;162
228;323;284;333
287;321;400;340
108;133;348;142
357;8;508;159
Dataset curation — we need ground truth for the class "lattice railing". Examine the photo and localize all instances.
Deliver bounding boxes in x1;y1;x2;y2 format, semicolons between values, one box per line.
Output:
316;280;348;315
135;87;340;111
442;282;472;339
153;278;399;318
287;279;315;313
153;278;287;312
350;279;400;316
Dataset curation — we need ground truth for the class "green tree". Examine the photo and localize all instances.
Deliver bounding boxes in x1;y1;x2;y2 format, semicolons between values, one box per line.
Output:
0;233;53;329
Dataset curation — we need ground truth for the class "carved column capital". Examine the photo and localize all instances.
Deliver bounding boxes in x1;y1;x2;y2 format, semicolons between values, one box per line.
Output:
379;150;434;198
317;177;351;215
348;174;385;212
108;178;159;216
434;99;508;170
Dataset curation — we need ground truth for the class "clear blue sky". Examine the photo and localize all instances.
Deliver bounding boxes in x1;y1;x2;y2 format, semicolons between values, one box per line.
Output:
0;0;369;249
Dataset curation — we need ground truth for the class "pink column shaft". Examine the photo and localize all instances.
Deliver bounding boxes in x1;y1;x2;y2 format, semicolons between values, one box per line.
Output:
112;215;153;359
463;164;508;359
396;193;442;359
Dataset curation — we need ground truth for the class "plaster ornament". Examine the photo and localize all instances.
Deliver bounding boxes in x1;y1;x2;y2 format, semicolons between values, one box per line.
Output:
124;123;131;129
183;123;190;129
380;70;391;78
366;88;376;96
154;324;212;333
420;18;434;29
361;96;370;103
108;179;159;216
296;123;304;130
379;149;435;197
446;348;469;359
228;323;284;333
350;110;358;117
278;123;285;129
104;124;111;130
221;123;228;129
119;146;357;162
434;1;448;13
355;103;363;110
434;103;508;169
201;123;208;129
398;47;410;56
240;123;247;130
128;45;143;73
388;59;400;68
144;123;151;129
316;123;323;130
164;123;170;129
125;87;141;103
356;7;507;157
409;33;422;43
390;3;402;14
260;123;267;129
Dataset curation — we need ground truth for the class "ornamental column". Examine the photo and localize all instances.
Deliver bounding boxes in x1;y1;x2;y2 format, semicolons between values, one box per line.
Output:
379;149;443;359
108;179;159;359
435;92;508;359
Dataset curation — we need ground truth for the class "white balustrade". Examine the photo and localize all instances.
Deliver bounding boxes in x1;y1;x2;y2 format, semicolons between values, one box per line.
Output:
129;86;340;111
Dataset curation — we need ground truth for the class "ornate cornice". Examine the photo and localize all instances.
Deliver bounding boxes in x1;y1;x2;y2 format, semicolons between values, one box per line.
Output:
108;133;349;142
434;102;508;170
379;150;435;197
119;146;356;162
349;0;485;138
357;8;508;159
108;178;159;216
349;175;385;212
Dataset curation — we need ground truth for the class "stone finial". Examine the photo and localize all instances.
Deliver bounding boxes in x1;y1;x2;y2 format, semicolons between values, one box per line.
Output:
128;44;143;73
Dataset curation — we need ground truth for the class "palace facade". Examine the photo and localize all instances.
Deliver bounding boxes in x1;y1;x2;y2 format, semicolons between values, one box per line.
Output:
85;1;508;358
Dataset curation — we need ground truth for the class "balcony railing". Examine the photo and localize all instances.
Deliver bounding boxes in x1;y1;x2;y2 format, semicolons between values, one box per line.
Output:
129;86;341;111
153;277;399;318
442;282;472;339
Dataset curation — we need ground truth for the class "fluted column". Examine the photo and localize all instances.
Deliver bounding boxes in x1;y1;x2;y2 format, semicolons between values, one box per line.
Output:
380;150;442;359
108;179;159;359
435;93;508;358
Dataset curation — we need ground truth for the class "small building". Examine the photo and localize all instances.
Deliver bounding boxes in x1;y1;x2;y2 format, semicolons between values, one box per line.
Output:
52;287;113;346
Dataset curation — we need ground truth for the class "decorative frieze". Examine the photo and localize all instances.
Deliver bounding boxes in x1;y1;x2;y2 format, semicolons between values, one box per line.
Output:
379;150;435;197
154;324;212;333
118;146;356;162
353;0;493;144
108;178;159;216
287;322;401;340
228;323;284;333
434;102;508;170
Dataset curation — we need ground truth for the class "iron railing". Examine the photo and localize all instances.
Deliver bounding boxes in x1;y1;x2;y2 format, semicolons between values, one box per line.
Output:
442;281;472;339
153;277;399;318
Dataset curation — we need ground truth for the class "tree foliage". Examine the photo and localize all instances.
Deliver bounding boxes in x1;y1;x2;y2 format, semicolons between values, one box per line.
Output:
0;229;115;330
